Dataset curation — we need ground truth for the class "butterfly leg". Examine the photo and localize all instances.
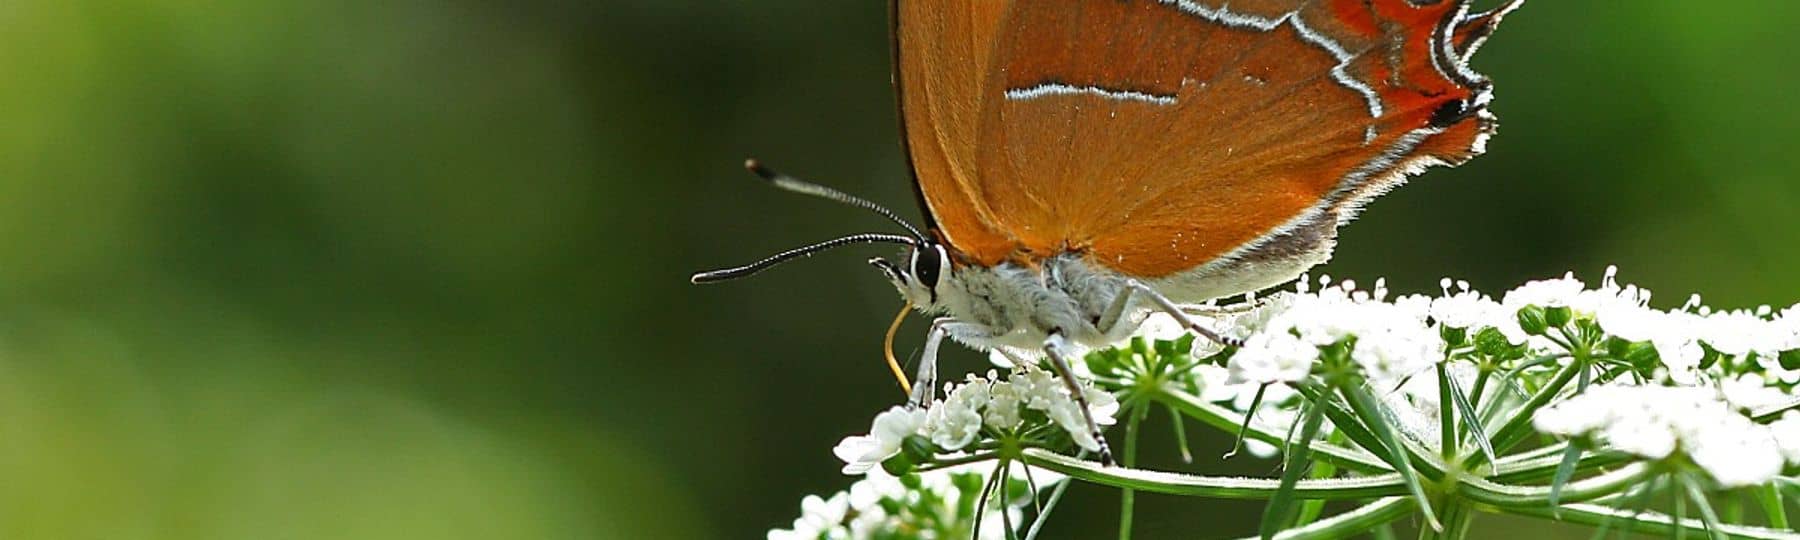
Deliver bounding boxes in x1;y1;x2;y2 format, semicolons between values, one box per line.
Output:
1042;332;1116;465
1108;281;1243;348
908;318;953;407
1180;295;1267;317
910;318;1000;408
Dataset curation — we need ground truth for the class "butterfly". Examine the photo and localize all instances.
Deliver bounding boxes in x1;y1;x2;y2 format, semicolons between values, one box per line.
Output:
694;0;1525;463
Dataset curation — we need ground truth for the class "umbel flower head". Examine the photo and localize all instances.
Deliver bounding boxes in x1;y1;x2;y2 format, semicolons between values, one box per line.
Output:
779;267;1800;540
767;463;1060;540
833;365;1118;475
1533;385;1799;487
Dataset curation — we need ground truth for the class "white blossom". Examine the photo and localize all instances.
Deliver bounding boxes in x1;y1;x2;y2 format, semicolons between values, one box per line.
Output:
833;406;926;475
1430;279;1501;329
1697;309;1765;357
768;492;849;540
835;366;1119;468
1351;329;1441;384
1502;273;1587;310
925;382;987;451
1227;331;1318;384
1769;412;1800;465
1534;385;1784;487
769;463;1061;540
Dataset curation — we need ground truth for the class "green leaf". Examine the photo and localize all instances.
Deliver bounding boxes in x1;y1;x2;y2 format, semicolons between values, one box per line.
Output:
1751;484;1789;530
1680;475;1731;540
1226;384;1270;459
1437;365;1457;459
1478;360;1583;466
1589;481;1659;540
1294;457;1338;527
1444;370;1497;466
1550;443;1585;508
1154;389;1390;472
1291;384;1391;465
1340;383;1440;531
1260;401;1327;540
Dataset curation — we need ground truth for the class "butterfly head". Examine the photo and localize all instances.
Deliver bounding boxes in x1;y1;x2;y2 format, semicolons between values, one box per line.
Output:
869;242;951;309
690;161;950;309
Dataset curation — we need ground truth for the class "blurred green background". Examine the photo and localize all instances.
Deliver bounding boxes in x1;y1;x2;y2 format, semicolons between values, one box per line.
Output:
0;1;1795;538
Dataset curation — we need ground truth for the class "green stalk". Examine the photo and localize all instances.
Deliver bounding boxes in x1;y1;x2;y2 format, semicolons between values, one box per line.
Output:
1166;402;1193;463
1230;498;1415;540
1018;449;1408;500
1119;403;1146;540
1457;464;1656;507
1479;502;1795;539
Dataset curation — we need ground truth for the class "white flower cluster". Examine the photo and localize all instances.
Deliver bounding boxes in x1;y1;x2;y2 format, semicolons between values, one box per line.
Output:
1226;277;1442;385
1214;268;1800;389
833;366;1119;474
767;464;1055;540
1533;385;1800;487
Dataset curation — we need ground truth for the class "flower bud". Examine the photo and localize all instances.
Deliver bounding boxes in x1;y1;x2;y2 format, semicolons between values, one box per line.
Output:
1474;327;1514;357
1516;305;1549;336
1781;349;1800;371
1543;305;1573;328
1621;341;1658;371
1439;325;1467;346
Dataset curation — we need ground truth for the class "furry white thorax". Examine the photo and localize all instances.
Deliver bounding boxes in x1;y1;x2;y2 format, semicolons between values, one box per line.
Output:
890;237;1333;357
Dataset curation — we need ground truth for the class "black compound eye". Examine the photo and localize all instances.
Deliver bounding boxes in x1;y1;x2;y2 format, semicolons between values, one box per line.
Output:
911;246;942;290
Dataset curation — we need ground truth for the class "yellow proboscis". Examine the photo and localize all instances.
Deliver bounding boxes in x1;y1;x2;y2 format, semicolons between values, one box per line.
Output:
884;301;913;397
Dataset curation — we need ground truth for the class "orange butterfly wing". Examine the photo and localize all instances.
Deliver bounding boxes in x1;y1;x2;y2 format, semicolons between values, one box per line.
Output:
897;0;1521;277
893;0;1016;263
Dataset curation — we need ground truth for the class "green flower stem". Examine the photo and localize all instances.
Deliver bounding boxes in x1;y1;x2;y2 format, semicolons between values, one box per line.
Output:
1466;361;1493;412
1019;449;1409;500
1153;387;1390;472
1421;500;1475;540
1119;403;1146;540
1230;498;1416;540
917;451;1005;473
1491;446;1634;484
1476;502;1797;540
1455;463;1655;507
1464;359;1582;470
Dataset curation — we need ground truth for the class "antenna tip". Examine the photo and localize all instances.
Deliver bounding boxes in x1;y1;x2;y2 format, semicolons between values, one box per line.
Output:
688;272;713;285
743;159;777;181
